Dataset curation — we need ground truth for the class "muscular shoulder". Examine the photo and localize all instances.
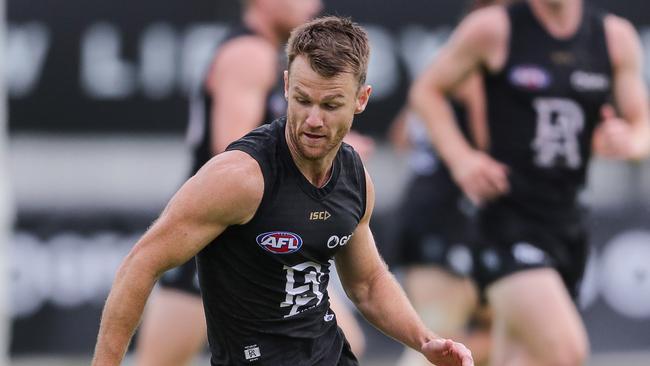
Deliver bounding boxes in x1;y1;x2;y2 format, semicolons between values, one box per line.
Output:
604;14;642;69
192;150;265;225
462;5;509;37
454;5;510;68
207;35;278;92
218;35;277;67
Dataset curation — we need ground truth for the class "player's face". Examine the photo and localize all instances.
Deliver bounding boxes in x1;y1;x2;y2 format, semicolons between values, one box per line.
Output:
268;0;322;37
284;56;371;162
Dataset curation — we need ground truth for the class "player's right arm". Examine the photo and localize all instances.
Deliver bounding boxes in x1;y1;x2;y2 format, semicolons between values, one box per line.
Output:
207;36;277;154
593;14;650;160
91;151;264;366
409;6;509;205
454;72;490;151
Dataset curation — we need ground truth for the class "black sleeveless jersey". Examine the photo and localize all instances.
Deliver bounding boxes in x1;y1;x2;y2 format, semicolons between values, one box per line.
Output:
197;117;365;366
187;25;287;175
483;2;612;217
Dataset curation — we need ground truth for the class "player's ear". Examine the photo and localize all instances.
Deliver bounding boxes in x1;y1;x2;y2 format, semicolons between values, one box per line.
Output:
354;85;372;114
284;70;289;100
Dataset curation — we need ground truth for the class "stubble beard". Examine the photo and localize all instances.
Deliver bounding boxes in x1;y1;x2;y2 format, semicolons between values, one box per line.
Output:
287;121;347;162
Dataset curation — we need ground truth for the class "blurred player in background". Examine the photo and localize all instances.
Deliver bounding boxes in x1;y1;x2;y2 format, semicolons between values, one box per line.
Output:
411;0;650;365
390;2;512;366
93;16;474;366
135;1;369;365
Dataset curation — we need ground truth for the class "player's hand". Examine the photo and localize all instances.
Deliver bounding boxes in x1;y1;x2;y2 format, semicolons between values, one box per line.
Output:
421;338;474;366
450;149;509;206
592;104;636;159
343;130;375;162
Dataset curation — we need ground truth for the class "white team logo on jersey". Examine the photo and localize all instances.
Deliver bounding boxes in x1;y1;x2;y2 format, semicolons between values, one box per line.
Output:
531;97;585;169
281;261;325;317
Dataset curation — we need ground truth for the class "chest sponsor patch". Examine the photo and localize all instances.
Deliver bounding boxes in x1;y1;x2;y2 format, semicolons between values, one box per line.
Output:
509;64;551;90
256;231;303;254
570;70;610;92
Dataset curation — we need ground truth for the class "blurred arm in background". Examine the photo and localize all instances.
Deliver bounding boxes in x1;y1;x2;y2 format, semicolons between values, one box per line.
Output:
592;14;650;160
207;36;278;154
409;6;510;206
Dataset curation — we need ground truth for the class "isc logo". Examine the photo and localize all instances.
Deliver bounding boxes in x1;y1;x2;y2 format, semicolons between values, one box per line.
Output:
256;231;303;254
309;211;331;221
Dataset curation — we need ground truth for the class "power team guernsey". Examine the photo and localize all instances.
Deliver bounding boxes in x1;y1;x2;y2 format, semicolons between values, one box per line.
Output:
473;2;613;295
483;1;612;220
197;118;365;366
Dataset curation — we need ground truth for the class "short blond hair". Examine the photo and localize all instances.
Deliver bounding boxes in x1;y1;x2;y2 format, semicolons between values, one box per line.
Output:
286;16;370;86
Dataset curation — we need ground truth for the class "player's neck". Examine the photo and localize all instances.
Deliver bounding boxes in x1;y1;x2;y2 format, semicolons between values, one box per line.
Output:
529;0;582;39
285;129;337;188
294;159;335;188
243;8;283;47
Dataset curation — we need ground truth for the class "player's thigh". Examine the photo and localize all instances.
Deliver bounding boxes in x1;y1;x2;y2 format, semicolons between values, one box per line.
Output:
398;267;480;366
486;267;588;363
405;266;476;306
136;288;207;366
405;266;478;332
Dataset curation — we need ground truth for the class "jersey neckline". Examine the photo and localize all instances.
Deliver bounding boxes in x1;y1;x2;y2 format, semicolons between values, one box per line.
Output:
520;1;587;45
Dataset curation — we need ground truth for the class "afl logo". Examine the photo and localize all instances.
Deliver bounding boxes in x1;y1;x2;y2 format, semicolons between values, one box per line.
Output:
509;65;551;90
256;231;303;254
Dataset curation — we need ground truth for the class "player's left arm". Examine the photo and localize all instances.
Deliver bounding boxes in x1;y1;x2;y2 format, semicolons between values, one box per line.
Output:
595;15;650;160
335;169;473;366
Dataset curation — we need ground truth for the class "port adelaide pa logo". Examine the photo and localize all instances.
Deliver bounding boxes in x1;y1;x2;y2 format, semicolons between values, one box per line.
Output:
256;231;303;254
